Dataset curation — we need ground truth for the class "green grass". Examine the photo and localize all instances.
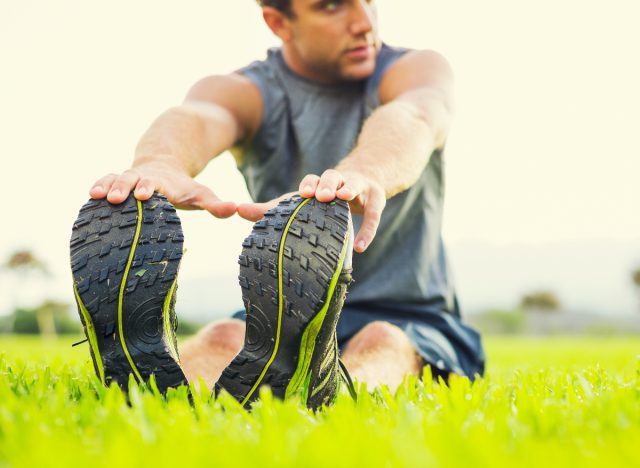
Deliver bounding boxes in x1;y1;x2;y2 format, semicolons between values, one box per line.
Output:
1;335;639;467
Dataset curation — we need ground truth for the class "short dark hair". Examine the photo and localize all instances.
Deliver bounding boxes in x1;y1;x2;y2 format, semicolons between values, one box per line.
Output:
257;0;294;17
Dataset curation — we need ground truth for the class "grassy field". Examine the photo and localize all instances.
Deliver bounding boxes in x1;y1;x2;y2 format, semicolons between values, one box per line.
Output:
0;335;638;467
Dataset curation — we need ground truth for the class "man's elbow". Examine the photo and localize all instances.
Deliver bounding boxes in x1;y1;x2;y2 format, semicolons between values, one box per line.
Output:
176;101;241;144
397;93;452;150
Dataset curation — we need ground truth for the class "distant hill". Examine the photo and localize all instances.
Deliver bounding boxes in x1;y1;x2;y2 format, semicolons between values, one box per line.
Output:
448;239;640;316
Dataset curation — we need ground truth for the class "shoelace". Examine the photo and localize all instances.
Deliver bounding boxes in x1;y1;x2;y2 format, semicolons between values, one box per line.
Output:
338;358;357;402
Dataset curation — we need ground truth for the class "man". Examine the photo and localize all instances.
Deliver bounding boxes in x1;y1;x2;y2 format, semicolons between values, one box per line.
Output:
71;0;484;408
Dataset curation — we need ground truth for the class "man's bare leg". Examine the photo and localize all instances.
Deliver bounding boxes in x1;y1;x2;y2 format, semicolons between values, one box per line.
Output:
341;321;424;392
179;319;245;391
178;319;422;393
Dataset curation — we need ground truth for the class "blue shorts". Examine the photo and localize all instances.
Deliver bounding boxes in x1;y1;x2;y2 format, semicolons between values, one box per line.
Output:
232;299;485;380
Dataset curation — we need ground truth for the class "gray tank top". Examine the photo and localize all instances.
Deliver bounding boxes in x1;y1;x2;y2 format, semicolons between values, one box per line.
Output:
234;44;460;316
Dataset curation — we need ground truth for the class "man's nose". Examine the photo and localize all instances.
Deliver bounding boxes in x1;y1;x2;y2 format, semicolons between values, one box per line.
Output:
349;0;375;36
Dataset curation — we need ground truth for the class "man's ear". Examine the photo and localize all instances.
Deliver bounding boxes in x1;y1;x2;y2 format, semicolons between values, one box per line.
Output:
262;6;294;42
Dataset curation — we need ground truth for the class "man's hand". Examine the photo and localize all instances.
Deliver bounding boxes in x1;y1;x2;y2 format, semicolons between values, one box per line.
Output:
236;191;297;223
89;158;237;218
299;169;385;253
236;169;385;254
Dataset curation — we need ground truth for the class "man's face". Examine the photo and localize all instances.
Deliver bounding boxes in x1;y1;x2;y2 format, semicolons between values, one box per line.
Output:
284;0;380;83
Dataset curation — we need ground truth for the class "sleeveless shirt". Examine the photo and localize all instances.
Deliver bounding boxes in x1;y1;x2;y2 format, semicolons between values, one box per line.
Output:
233;44;460;317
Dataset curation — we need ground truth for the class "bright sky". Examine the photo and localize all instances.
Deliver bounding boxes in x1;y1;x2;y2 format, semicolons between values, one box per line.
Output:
1;0;639;314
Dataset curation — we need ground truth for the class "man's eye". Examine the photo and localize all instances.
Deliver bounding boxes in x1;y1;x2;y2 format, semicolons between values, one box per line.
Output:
323;1;340;11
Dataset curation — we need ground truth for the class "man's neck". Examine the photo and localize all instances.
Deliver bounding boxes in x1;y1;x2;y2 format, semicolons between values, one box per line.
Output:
281;45;338;84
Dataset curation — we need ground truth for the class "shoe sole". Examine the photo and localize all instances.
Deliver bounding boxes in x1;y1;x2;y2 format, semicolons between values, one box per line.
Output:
70;192;187;392
215;196;350;407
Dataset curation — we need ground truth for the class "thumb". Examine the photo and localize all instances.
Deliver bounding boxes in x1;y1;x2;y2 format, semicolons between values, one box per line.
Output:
237;192;296;222
237;200;279;222
191;184;237;218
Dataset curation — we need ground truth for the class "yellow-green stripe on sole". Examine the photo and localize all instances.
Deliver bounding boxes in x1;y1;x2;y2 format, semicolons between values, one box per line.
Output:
117;199;144;383
73;284;106;385
285;229;349;401
240;197;312;406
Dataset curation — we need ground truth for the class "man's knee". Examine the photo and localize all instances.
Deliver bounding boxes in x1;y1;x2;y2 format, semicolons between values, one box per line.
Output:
200;319;245;349
182;318;245;354
345;321;411;354
342;321;424;388
179;319;245;388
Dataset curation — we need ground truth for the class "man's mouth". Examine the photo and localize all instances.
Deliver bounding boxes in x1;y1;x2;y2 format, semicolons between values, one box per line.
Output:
344;44;373;60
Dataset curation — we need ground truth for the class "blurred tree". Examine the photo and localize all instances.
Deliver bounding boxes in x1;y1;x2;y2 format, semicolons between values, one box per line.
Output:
0;313;16;333
470;308;526;334
5;302;79;335
2;250;49;275
2;249;51;332
519;290;561;313
12;308;39;334
35;300;70;338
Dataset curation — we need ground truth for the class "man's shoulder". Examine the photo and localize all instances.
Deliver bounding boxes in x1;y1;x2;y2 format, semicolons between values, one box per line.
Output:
185;72;264;143
379;46;451;79
238;47;283;80
378;48;454;105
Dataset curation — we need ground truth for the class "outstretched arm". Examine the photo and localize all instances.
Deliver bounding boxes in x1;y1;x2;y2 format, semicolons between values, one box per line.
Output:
236;50;453;252
302;50;454;252
89;73;262;218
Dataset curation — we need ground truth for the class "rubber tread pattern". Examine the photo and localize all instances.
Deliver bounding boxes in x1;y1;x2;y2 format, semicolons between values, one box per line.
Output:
215;195;352;409
70;192;187;393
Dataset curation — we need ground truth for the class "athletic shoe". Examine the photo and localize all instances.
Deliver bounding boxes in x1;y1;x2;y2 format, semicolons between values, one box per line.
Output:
70;192;187;393
215;195;355;409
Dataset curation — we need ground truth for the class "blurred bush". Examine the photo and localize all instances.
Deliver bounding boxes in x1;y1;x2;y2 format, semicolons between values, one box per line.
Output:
0;302;80;335
467;308;526;334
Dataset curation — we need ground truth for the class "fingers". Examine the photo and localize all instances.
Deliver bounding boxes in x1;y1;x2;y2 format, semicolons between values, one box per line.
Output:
299;174;320;198
315;169;344;202
89;174;118;199
187;184;237;218
237;200;276;222
237;192;295;222
336;176;366;202
91;171;152;203
301;169;365;202
353;185;385;253
133;176;158;201
208;200;238;218
90;168;237;218
298;169;385;252
106;169;140;204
